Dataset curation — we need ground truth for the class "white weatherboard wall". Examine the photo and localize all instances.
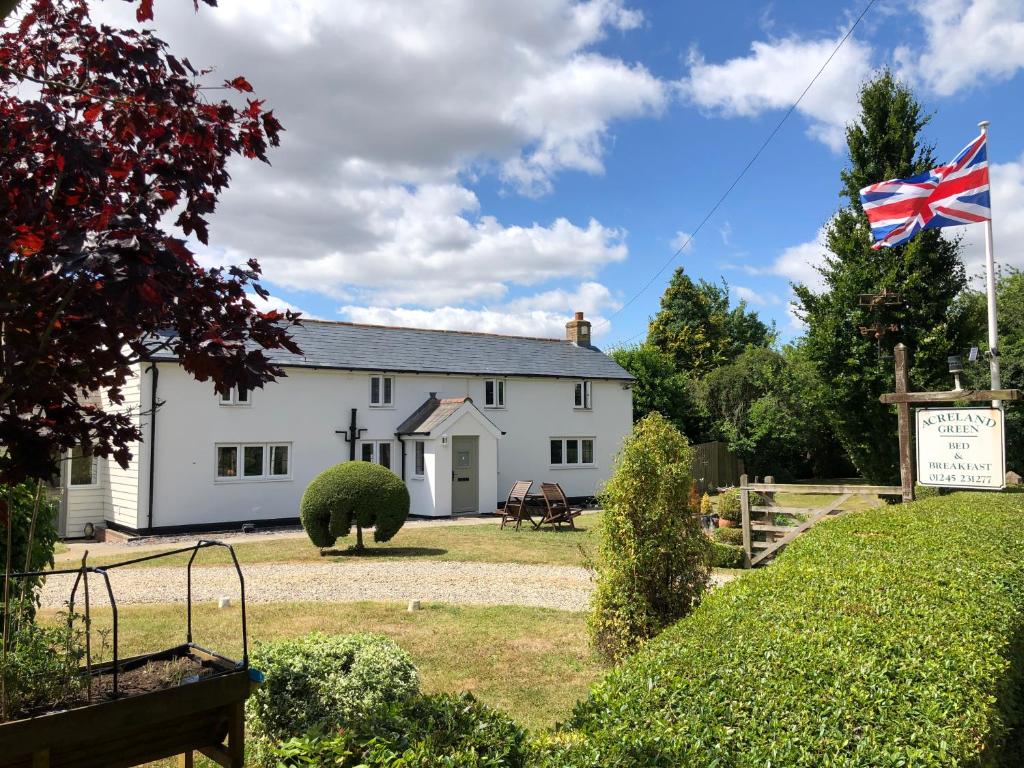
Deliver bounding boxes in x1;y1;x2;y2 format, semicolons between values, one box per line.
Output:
119;362;631;530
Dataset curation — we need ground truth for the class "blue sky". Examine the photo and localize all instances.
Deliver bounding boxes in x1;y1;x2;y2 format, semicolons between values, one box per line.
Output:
96;0;1024;348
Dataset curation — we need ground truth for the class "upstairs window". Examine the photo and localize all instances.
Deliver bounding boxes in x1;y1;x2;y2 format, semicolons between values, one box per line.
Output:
573;381;592;410
484;379;505;408
219;386;250;406
68;446;98;486
360;440;393;470
369;375;394;407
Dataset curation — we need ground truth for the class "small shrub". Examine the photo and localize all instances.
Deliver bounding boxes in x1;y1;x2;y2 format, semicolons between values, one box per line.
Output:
1;482;59;626
699;492;713;516
717;487;741;523
270;693;529;767
300;461;410;550
247;632;418;761
713;526;742;545
588;413;710;662
0;614;85;721
709;542;744;569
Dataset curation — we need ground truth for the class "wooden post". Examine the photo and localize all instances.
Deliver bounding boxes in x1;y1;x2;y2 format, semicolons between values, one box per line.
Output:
178;752;194;768
739;473;752;568
894;344;915;503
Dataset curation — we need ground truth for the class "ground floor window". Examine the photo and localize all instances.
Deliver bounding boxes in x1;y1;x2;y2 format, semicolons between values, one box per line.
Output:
68;446;97;486
549;437;595;467
413;440;425;477
216;442;291;481
361;440;393;471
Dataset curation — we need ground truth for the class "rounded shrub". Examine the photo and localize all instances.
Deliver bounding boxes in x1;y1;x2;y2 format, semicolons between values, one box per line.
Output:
247;632;419;758
300;461;410;549
710;541;744;569
713;526;743;545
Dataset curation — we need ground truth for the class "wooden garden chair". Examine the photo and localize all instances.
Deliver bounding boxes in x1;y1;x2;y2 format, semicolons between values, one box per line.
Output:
500;480;535;530
536;483;582;530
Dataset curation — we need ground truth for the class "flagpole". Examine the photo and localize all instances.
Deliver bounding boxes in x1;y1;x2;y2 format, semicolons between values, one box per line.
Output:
977;121;1001;406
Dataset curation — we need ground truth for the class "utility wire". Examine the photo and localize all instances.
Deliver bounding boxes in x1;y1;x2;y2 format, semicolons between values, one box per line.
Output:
599;0;877;348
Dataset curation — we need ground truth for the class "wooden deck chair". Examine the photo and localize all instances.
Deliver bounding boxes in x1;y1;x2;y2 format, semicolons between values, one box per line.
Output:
500;480;535;530
537;483;582;530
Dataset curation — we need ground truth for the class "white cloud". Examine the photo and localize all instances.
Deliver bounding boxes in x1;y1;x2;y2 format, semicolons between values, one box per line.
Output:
770;226;829;291
89;0;659;322
679;35;872;150
247;292;318;319
733;285;779;306
896;0;1024;97
670;231;695;252
958;152;1024;275
341;281;621;339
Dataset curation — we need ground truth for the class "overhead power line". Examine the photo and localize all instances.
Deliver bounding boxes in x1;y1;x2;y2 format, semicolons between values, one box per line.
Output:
598;0;878;348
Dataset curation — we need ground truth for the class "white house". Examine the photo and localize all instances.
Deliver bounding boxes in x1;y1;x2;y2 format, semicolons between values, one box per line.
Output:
55;312;634;536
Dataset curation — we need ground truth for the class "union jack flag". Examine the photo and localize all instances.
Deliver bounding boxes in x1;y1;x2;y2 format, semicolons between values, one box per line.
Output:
859;132;991;249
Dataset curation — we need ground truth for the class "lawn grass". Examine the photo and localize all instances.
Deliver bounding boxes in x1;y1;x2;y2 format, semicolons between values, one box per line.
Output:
55;516;602;570
39;601;603;732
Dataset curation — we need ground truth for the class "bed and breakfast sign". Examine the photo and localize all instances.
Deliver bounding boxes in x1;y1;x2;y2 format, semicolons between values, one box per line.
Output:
916;407;1005;489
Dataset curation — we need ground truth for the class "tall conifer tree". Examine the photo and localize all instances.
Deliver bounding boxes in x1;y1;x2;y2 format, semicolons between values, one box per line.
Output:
794;72;969;483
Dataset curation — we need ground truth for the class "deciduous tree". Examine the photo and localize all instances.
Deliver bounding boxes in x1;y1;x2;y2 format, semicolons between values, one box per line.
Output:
609;343;703;442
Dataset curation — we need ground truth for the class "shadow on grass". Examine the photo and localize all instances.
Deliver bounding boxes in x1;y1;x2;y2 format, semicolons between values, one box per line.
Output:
320;546;448;558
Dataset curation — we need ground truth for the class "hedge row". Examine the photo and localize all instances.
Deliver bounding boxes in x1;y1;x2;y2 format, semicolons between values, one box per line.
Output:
537;492;1024;767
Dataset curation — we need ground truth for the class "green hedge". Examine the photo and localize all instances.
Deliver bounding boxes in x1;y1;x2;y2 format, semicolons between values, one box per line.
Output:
300;461;410;548
536;492;1024;767
709;541;744;569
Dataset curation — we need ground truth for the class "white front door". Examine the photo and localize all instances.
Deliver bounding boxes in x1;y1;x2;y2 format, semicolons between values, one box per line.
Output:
451;436;479;514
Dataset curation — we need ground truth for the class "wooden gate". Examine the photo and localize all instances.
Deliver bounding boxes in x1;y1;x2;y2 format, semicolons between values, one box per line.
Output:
739;475;902;568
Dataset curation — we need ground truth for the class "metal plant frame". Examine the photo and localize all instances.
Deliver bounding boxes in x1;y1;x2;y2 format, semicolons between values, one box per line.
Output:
11;539;247;697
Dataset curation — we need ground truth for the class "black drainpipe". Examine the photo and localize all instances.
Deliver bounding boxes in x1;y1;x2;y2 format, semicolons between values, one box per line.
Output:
146;362;159;532
336;408;365;461
396;433;406;480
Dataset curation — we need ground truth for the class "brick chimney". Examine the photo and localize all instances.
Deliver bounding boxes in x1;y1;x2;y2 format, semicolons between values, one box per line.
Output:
565;311;592;346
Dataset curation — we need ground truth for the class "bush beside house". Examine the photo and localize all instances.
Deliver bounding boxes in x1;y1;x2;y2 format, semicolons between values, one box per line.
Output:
537;492;1024;767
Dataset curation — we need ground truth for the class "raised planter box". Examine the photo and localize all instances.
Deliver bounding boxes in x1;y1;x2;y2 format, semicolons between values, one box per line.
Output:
0;644;249;768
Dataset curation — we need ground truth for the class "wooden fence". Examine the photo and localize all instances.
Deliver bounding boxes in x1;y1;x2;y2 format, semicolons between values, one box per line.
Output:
691;441;744;494
739;475;902;568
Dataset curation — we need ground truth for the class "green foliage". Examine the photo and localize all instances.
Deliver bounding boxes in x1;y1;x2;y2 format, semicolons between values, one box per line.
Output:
247;632;419;760
300;461;410;549
538;492;1024;767
794;71;970;484
713;526;742;545
699;493;713;516
648;268;774;377
1;482;59;624
709;541;744;569
588;413;710;661
716;488;741;523
270;692;529;768
699;346;852;479
610;343;703;442
0;614;85;721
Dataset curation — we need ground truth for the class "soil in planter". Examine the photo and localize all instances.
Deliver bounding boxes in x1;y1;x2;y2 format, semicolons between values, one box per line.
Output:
4;656;218;722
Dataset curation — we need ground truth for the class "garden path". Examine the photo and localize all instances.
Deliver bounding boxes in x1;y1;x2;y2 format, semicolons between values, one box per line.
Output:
41;560;733;613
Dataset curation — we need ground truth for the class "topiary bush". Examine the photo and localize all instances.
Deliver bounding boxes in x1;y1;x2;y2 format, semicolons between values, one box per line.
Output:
709;542;744;569
300;461;410;550
247;632;418;763
588;413;710;662
538;492;1024;767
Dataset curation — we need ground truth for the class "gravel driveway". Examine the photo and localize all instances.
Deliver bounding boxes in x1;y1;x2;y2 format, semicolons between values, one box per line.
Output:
40;561;734;613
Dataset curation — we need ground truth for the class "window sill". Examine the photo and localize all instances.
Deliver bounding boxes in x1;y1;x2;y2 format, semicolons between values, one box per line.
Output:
368;404;395;409
411;474;425;480
483;405;506;410
549;464;595;470
215;476;293;484
218;403;252;408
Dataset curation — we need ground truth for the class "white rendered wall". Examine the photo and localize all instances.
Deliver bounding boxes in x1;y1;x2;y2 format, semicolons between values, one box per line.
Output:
143;362;632;528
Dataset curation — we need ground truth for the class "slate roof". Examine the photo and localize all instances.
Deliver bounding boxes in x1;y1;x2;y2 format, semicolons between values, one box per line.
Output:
150;320;633;380
396;396;500;436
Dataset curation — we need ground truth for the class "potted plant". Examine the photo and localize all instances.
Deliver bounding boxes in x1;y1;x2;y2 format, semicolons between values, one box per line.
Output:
717;488;742;528
1;539;253;768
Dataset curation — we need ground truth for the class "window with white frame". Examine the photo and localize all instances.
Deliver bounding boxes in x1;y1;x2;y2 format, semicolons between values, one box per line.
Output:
573;381;592;410
219;385;251;406
68;446;98;486
549;437;595;467
369;375;394;407
360;440;393;470
484;379;505;408
216;443;291;481
413;440;425;478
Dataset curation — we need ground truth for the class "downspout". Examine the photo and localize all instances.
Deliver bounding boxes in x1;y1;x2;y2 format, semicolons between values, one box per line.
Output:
396;433;406;480
146;362;159;532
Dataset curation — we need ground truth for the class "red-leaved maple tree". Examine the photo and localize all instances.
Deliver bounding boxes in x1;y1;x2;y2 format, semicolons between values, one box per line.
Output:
0;0;301;486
